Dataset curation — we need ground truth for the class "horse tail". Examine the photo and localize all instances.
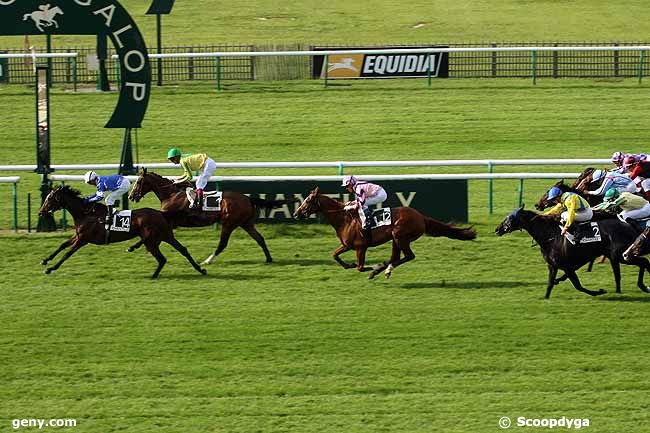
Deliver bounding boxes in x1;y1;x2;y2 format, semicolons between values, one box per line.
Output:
249;196;297;209
424;216;476;241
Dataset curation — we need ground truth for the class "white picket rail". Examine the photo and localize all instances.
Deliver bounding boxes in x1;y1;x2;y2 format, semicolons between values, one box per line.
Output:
0;159;611;172
0;177;20;232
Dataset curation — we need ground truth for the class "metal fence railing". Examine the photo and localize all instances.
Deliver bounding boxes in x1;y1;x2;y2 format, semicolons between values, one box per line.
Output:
2;42;650;85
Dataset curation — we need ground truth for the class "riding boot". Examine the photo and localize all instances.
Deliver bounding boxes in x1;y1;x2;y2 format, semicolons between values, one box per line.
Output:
362;208;373;243
104;205;114;244
192;189;204;209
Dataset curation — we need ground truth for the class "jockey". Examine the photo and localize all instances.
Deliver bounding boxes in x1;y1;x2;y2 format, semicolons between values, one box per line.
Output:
341;175;388;230
543;186;593;236
629;158;650;199
167;148;217;209
611;151;626;173
586;169;636;197
622;155;637;173
82;171;131;240
593;188;650;225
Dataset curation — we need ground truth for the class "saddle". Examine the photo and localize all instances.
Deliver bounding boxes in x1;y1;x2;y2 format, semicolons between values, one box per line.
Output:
185;189;222;212
109;210;132;232
564;221;601;245
363;208;392;230
617;214;650;233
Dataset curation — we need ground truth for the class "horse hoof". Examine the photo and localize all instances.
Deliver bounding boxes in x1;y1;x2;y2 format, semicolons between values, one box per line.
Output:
40;260;47;266
44;268;52;274
265;258;273;264
200;269;207;275
641;286;650;294
127;248;134;253
385;273;392;279
597;289;607;296
368;272;377;280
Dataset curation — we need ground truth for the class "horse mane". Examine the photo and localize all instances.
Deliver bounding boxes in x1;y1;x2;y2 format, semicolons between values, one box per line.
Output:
59;185;83;198
146;171;172;183
316;192;345;207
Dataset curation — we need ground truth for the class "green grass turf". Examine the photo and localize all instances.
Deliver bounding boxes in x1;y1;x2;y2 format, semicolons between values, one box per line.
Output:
1;220;650;433
2;0;650;48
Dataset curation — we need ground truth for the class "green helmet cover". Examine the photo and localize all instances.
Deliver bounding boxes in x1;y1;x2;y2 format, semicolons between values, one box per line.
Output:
604;188;618;200
167;148;181;159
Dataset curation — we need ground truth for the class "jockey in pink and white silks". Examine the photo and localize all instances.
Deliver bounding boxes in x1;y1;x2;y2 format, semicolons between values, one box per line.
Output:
341;175;388;229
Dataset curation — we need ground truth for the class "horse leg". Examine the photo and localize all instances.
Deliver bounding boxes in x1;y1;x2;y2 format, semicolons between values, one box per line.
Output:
609;260;622;293
368;241;400;280
545;265;558;299
553;272;569;284
623;256;650;293
145;242;167;279
202;224;235;265
587;259;595;272
44;239;87;274
384;241;416;279
127;240;144;253
565;270;607;297
332;244;355;269
41;237;74;265
242;224;273;263
165;236;207;276
355;247;372;272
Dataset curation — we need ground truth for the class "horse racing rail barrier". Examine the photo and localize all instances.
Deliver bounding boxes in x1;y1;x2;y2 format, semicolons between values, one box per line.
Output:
107;45;650;89
0;176;20;232
0;158;610;215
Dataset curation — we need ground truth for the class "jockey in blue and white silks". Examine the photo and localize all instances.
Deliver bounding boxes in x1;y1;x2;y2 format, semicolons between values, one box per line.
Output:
587;170;636;197
82;171;131;216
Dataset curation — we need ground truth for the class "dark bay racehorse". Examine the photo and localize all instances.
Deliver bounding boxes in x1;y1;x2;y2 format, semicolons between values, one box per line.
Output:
129;169;295;265
293;187;476;279
495;206;650;298
39;186;206;278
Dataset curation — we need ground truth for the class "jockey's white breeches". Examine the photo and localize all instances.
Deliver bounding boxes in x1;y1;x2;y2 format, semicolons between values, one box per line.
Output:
362;188;387;209
105;179;131;206
196;158;217;190
561;208;593;225
621;203;650;220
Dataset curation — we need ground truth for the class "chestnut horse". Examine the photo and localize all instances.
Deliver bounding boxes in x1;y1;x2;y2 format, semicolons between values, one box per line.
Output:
129;169;295;265
38;186;207;278
293;187;476;279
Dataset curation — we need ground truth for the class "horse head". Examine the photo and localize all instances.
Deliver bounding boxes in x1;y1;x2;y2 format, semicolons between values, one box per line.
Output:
535;180;566;211
129;167;149;202
623;228;650;261
39;186;64;216
293;187;320;219
495;205;526;236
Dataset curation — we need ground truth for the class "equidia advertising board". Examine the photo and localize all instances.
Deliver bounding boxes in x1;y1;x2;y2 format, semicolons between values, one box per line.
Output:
312;46;450;79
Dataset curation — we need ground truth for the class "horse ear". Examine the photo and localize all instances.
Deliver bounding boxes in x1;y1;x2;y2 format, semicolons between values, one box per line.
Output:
142;167;147;174
313;186;320;195
521;203;526;209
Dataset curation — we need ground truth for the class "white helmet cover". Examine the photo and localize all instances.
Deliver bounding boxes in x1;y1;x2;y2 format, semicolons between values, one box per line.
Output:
84;171;98;183
341;175;358;187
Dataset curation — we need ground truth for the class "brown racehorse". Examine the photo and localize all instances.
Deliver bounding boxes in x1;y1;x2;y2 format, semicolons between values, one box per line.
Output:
128;169;295;265
293;187;476;279
38;186;207;278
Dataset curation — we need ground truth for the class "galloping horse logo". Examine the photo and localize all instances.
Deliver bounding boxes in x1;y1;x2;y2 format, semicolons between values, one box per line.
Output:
23;4;64;33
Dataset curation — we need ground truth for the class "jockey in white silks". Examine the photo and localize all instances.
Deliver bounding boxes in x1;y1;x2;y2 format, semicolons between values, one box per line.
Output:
341;175;388;230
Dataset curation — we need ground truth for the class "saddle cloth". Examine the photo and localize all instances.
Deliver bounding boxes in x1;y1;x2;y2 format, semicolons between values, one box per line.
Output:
367;207;392;229
186;189;222;212
110;210;132;232
617;214;650;232
564;221;601;245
